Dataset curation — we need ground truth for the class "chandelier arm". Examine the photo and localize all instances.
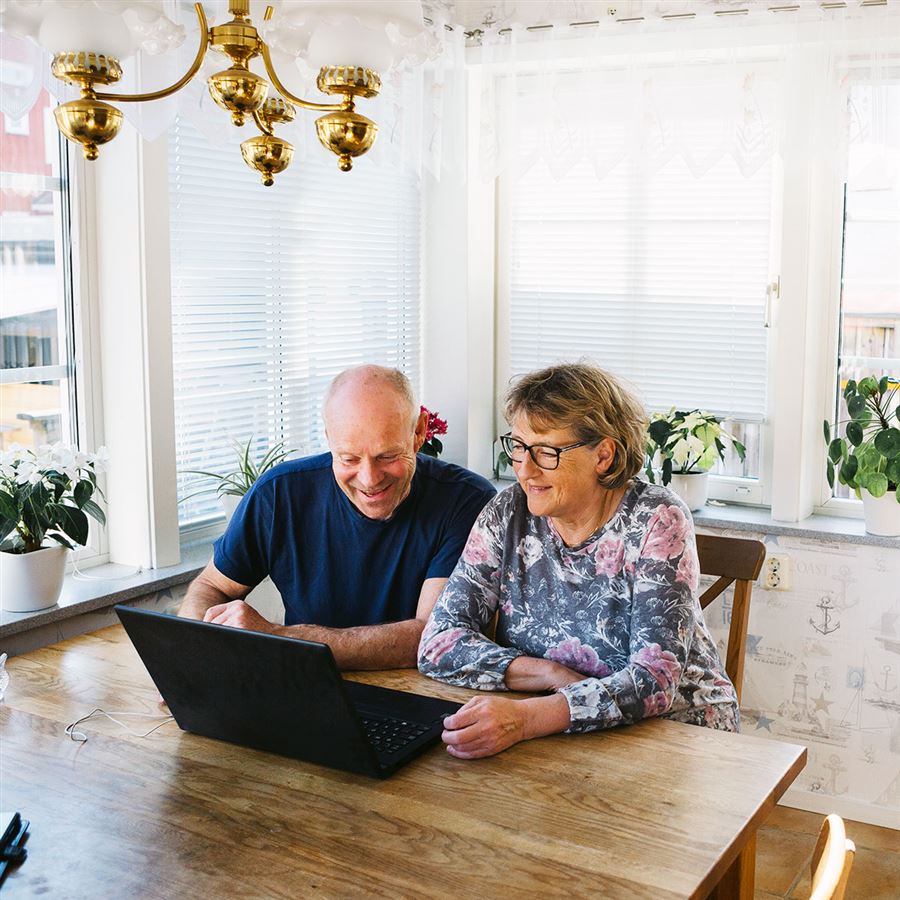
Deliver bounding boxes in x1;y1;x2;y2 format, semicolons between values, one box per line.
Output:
94;3;210;104
251;108;274;136
259;38;346;113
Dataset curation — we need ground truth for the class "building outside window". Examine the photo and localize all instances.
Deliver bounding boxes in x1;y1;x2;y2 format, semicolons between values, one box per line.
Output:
0;74;75;452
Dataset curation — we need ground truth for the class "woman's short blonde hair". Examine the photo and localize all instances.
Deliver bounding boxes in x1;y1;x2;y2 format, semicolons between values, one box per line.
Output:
503;362;647;489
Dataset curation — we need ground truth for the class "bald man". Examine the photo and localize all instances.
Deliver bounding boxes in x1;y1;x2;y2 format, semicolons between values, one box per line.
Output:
178;365;495;669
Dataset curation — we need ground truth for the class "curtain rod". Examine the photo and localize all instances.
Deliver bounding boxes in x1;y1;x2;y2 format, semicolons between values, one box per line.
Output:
425;1;889;38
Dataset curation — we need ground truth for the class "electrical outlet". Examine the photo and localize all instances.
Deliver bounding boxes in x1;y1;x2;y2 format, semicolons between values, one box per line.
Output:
763;554;792;591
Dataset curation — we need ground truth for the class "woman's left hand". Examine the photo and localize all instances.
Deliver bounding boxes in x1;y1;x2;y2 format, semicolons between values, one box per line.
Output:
441;696;528;759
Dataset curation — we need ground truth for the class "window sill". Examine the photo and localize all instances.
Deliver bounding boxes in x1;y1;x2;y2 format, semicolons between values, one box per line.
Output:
692;503;898;548
0;539;214;642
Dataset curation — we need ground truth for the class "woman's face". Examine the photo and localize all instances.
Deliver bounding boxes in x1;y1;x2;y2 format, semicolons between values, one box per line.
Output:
509;414;616;524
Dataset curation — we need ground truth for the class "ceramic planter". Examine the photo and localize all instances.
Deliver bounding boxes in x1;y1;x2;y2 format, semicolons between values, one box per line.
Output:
219;493;242;523
668;472;710;513
0;545;69;612
861;490;900;537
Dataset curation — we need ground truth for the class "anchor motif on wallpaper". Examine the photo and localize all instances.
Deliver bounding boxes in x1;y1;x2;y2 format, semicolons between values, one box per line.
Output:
878;665;896;694
811;595;840;636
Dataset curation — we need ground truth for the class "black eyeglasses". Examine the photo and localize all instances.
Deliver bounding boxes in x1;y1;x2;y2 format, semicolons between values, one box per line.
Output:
500;433;591;471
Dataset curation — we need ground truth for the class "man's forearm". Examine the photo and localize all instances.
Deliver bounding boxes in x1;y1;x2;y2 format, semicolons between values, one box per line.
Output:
277;618;426;670
178;580;234;620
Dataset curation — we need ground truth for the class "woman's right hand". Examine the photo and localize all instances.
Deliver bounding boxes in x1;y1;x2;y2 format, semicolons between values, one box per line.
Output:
504;656;585;692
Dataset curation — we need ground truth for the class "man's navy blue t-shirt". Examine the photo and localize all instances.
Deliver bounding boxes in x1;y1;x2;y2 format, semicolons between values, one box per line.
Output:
213;453;495;628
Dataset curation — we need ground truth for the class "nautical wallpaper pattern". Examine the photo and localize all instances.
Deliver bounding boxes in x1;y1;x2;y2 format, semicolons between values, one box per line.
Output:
698;528;900;829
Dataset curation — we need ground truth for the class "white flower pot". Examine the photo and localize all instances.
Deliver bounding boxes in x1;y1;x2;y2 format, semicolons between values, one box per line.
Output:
668;472;710;513
220;493;241;523
0;545;69;612
861;490;900;537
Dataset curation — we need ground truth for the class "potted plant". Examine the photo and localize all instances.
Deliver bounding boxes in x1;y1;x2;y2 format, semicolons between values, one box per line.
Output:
0;442;108;612
419;406;447;458
181;437;294;521
645;409;746;512
824;375;900;536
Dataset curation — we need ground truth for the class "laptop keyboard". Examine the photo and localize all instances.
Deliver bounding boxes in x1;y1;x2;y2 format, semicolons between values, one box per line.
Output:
361;716;432;755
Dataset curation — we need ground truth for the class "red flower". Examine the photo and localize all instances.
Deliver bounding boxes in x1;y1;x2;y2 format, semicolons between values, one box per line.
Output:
421;406;448;442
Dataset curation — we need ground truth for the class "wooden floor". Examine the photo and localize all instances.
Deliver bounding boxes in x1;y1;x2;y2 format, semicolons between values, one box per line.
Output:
755;805;899;899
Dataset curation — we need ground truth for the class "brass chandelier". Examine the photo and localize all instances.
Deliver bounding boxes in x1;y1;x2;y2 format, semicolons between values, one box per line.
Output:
49;0;383;186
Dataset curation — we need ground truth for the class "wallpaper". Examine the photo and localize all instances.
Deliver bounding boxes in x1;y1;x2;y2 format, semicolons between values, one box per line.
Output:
699;527;900;829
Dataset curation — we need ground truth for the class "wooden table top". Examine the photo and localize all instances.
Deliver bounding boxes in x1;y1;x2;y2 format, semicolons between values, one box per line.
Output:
1;626;806;899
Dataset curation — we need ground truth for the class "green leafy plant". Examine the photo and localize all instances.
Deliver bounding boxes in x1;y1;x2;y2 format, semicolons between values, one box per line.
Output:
0;443;108;554
824;376;900;501
645;409;746;486
181;437;294;504
493;443;512;480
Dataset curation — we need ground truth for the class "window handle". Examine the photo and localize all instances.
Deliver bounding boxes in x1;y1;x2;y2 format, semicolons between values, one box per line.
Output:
764;276;780;328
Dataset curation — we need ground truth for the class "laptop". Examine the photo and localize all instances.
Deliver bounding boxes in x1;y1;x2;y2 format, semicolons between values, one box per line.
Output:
115;605;462;778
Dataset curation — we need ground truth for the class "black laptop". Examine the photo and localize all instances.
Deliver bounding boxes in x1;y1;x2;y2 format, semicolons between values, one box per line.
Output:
115;605;461;778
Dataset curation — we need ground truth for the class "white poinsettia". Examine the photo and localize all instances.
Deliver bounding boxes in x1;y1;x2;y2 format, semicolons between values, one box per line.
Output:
645;408;746;486
0;443;109;554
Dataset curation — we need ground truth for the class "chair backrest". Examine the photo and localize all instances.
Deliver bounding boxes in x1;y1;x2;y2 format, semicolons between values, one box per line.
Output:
696;534;766;703
809;814;855;900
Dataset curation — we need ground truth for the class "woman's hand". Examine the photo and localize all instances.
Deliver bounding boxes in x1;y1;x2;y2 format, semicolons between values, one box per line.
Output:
504;656;585;692
441;696;528;759
441;693;572;759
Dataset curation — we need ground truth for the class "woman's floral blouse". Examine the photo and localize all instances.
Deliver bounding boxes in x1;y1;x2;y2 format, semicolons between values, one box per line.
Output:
418;480;739;733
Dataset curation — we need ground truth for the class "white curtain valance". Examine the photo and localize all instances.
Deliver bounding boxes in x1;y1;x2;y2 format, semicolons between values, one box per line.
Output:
473;13;900;184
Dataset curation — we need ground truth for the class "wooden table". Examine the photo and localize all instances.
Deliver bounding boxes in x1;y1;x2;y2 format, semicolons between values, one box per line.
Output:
0;626;806;899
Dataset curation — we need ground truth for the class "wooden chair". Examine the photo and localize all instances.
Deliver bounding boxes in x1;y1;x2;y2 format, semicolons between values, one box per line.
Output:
809;814;855;900
696;534;766;703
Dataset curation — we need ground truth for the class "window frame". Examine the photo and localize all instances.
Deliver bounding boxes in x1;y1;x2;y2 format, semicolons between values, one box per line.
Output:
487;45;887;522
1;127;108;563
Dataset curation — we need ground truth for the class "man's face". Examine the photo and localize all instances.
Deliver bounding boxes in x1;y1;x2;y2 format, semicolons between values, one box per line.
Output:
326;389;427;521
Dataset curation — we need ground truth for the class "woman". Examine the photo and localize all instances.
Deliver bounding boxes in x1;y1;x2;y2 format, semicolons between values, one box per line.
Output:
418;363;738;759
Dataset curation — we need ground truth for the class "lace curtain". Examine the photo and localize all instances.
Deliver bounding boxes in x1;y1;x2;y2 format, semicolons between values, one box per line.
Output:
1;1;896;183
473;10;900;184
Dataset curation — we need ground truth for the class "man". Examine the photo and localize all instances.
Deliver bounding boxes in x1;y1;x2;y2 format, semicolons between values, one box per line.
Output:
178;365;495;669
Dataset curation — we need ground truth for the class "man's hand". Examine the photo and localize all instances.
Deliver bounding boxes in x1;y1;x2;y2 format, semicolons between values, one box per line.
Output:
441;696;528;759
203;599;278;634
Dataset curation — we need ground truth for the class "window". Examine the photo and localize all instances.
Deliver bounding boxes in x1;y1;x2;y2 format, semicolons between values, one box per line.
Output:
831;81;900;500
169;118;423;529
503;147;774;499
0;87;76;451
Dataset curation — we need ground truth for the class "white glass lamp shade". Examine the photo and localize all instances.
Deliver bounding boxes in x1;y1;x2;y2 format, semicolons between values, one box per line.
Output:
267;0;426;74
38;8;137;58
306;24;393;74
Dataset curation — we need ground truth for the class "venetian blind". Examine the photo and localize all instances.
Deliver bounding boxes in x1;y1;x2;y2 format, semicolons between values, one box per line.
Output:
508;153;773;423
169;119;422;528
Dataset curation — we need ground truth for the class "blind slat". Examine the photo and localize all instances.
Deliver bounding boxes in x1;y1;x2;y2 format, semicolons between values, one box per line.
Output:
169;119;423;527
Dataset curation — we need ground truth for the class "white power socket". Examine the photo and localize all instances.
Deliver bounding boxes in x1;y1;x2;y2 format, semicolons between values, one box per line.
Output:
763;554;792;591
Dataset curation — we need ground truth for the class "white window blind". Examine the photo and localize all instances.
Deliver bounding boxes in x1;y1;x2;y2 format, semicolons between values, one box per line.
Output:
169;119;422;528
508;155;773;424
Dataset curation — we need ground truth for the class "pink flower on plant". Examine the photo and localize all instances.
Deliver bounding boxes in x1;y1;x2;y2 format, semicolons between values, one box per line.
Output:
632;643;682;690
422;627;468;665
546;637;612;678
675;546;699;591
643;691;672;717
642;504;689;561
594;536;625;577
